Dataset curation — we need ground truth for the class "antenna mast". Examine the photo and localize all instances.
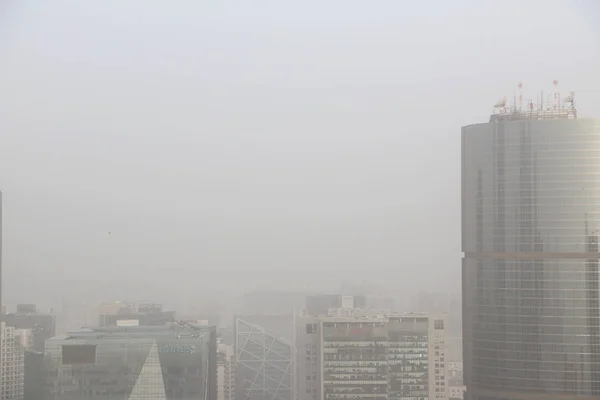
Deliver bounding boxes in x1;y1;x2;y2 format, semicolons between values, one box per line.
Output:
553;80;559;110
518;82;523;111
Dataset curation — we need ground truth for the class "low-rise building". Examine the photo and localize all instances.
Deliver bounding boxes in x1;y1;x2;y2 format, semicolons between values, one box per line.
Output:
44;323;217;400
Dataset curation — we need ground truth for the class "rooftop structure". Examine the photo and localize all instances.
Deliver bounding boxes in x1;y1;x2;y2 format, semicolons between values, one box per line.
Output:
490;81;577;122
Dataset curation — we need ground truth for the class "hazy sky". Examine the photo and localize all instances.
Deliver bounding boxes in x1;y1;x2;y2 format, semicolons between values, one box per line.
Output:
1;1;599;308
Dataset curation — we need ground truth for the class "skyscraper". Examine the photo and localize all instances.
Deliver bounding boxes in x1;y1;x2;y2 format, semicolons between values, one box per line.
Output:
462;92;600;399
0;190;3;317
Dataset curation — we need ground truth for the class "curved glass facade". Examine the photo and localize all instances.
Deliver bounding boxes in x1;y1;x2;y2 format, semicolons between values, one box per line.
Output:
462;118;600;400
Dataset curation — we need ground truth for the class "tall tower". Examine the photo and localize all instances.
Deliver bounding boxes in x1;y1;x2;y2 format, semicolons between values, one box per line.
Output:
0;190;3;317
462;97;600;399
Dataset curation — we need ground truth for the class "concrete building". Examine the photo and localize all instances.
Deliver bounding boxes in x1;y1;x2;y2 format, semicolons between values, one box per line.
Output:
3;305;56;352
322;316;389;400
462;89;600;399
444;337;462;363
44;323;217;400
294;315;322;400
295;312;447;400
446;362;464;400
217;342;236;400
388;313;446;400
23;350;43;400
1;322;24;400
0;191;3;320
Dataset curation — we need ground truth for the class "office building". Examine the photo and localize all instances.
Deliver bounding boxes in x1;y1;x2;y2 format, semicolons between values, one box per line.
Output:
0;191;3;320
446;362;465;400
43;323;217;400
322;316;389;400
388;313;446;400
23;350;43;400
217;342;236;400
234;316;293;400
3;305;56;352
295;315;322;400
1;322;25;400
445;337;462;363
462;86;600;399
295;312;446;400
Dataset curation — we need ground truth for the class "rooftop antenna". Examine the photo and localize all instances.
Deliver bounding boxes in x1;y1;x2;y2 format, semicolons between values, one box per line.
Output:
553;80;559;110
564;91;575;107
518;82;523;111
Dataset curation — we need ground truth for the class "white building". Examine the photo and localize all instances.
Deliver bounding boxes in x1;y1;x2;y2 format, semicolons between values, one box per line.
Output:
295;311;448;400
446;362;464;400
217;342;235;400
1;322;24;400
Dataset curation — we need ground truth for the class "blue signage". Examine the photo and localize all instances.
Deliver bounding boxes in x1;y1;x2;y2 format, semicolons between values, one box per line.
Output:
160;344;197;355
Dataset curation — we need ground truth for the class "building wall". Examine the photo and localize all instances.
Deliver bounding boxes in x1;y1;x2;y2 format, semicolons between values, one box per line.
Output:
3;312;56;352
462;117;600;399
321;318;389;400
295;313;447;400
43;325;216;400
1;322;25;400
294;315;322;400
218;343;236;400
235;318;293;400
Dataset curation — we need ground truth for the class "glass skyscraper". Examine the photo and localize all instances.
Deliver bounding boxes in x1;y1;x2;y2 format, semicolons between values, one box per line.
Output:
462;106;600;399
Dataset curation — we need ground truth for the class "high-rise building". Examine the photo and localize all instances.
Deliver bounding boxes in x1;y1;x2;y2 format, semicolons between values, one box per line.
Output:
1;321;25;400
0;191;3;320
462;90;600;399
234;316;294;400
388;314;446;400
3;305;56;352
321;316;389;400
294;312;447;400
217;342;236;400
446;362;465;400
44;323;217;400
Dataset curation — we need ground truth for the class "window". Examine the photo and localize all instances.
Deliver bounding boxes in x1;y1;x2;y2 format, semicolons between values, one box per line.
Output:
434;320;444;330
306;324;317;334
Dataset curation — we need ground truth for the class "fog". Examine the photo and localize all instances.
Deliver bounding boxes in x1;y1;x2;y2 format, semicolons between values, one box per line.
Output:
1;1;599;310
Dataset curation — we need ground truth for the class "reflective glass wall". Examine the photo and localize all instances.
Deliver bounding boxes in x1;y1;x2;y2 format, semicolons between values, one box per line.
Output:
462;118;600;400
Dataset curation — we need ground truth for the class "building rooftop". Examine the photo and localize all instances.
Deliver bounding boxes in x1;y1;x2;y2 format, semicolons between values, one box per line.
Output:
47;323;215;342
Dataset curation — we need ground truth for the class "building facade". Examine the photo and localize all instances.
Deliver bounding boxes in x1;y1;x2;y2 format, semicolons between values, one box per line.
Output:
388;314;446;400
217;342;236;400
43;324;217;400
234;317;293;400
322;317;389;400
1;322;25;400
295;312;446;400
462;104;600;399
3;305;56;353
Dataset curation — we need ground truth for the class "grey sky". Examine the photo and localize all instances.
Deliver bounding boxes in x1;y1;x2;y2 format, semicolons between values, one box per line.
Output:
1;1;599;308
